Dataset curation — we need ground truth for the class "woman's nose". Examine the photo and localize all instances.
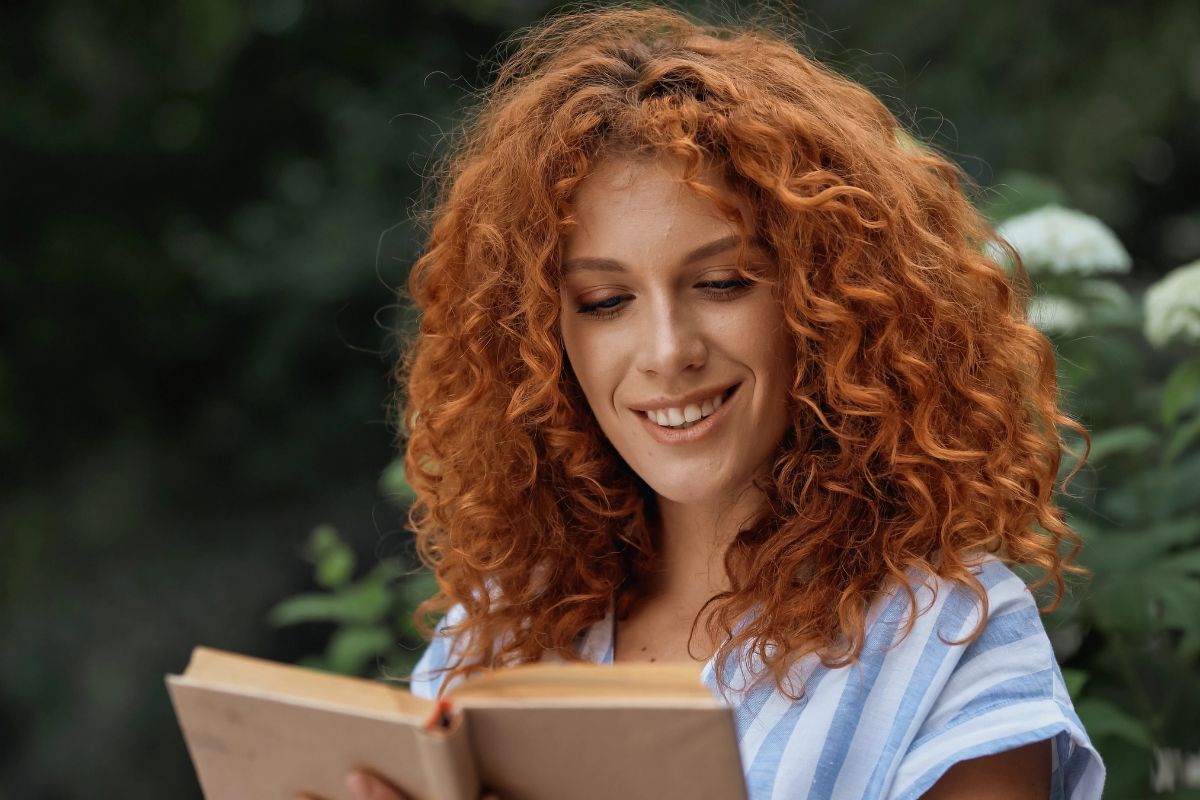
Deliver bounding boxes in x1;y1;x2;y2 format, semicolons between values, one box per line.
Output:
636;300;708;376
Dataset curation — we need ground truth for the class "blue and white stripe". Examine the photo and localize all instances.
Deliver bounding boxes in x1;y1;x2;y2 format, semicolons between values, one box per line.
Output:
411;554;1105;799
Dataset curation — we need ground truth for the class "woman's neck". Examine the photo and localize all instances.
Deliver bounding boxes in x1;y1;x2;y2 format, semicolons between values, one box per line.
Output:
649;483;767;604
611;485;768;664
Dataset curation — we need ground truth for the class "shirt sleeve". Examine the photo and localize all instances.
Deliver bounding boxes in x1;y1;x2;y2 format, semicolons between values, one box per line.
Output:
409;602;468;700
887;558;1106;800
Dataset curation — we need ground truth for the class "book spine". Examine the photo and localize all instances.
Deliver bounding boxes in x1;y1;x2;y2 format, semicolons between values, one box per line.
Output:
415;702;480;800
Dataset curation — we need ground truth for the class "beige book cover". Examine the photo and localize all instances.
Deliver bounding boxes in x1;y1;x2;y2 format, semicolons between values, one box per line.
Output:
166;646;747;800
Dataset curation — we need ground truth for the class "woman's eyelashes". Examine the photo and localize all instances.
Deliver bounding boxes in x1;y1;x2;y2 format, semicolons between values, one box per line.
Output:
575;277;757;319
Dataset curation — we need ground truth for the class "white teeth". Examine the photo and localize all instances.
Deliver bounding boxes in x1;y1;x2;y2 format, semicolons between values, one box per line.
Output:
644;388;731;429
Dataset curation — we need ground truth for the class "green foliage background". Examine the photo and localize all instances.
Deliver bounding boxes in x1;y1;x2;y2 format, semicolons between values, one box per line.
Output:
2;1;1198;797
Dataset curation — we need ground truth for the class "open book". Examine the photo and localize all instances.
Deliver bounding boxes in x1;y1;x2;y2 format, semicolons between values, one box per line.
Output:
166;646;747;800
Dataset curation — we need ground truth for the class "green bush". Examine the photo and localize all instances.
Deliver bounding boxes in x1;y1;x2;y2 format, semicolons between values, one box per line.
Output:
991;189;1200;795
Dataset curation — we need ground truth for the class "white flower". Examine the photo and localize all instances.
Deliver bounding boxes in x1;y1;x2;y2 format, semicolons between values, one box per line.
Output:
1152;746;1200;791
1027;294;1085;335
1144;259;1200;348
996;204;1132;276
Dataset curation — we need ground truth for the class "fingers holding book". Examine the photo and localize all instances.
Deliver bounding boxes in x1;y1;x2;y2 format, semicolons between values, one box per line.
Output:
345;770;405;800
292;770;408;800
294;768;501;800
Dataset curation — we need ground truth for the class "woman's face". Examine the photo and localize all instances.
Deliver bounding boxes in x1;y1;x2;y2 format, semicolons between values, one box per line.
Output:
558;154;795;507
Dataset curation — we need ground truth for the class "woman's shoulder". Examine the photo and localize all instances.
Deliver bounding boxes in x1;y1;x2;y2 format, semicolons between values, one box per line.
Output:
861;552;1065;735
725;553;1103;799
841;551;1063;690
873;549;1034;629
883;553;1104;798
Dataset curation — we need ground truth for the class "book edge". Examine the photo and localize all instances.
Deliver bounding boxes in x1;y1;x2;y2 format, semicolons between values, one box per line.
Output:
166;673;431;726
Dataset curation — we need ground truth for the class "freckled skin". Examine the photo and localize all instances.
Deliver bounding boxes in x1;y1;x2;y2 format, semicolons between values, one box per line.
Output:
558;154;796;511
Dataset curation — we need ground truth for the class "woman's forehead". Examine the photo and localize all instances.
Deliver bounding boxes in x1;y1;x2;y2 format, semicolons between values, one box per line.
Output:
577;151;727;196
563;154;753;250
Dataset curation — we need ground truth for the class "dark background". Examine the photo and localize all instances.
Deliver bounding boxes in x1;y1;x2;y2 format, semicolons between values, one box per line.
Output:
2;0;1198;797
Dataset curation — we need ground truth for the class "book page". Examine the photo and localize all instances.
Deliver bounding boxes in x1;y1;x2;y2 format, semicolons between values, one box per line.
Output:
447;661;715;701
463;704;746;800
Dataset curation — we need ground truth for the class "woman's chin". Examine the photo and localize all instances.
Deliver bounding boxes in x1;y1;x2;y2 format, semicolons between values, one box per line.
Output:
643;475;735;507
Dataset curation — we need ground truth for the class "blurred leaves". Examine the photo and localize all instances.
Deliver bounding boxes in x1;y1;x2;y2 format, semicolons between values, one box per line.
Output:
981;171;1067;223
1166;415;1200;467
268;522;437;678
307;524;358;590
1077;698;1155;750
0;1;510;795
379;458;417;506
1162;366;1200;421
1085;424;1160;464
1061;668;1089;701
268;572;391;627
997;202;1200;795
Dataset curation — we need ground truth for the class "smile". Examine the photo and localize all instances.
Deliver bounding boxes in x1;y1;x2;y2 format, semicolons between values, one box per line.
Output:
642;385;731;428
636;383;740;445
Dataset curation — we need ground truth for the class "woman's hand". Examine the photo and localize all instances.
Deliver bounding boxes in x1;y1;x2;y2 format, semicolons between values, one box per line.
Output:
295;768;499;800
294;770;406;800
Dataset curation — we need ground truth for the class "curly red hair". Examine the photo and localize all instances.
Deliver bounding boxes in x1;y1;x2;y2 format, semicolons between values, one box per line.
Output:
394;4;1090;698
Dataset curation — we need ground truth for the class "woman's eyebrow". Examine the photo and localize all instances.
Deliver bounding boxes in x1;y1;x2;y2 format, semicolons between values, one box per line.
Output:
562;234;768;275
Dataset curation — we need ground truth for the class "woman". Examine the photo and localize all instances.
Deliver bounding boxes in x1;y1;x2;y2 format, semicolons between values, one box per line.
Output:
304;5;1105;799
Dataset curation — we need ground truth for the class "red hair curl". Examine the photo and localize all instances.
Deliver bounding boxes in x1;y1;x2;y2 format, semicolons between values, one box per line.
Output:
394;4;1091;698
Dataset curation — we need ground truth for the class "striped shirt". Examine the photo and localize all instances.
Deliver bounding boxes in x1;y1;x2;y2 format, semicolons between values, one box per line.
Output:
411;554;1105;799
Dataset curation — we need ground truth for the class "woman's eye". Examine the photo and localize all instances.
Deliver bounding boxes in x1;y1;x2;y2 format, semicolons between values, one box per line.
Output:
575;277;756;319
576;295;628;319
702;278;756;292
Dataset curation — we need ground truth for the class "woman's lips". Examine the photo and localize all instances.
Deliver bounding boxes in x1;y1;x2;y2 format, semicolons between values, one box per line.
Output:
636;383;741;445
